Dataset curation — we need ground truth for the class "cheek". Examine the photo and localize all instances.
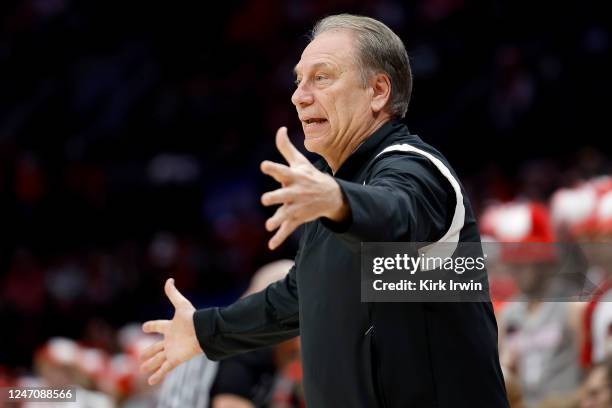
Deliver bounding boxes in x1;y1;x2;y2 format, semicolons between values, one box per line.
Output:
327;92;358;121
343;88;371;114
314;92;340;127
319;84;370;128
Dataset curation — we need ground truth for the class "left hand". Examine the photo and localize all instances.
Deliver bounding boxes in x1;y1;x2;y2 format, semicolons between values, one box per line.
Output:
140;279;203;385
260;127;349;250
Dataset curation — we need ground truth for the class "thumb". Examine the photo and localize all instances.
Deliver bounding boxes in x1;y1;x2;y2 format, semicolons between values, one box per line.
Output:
276;127;307;166
165;278;189;309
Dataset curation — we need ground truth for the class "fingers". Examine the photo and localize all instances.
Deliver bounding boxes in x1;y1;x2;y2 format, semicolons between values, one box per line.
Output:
141;350;166;375
275;127;306;165
164;278;189;309
265;204;288;232
261;187;295;207
148;360;174;386
269;220;298;250
140;340;164;362
260;160;293;185
143;320;170;335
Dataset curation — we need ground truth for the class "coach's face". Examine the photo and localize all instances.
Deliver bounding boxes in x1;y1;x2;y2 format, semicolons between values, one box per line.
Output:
291;30;387;167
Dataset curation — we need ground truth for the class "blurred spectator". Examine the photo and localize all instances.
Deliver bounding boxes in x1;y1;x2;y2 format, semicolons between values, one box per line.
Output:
210;259;302;408
487;202;583;407
27;337;115;408
152;260;298;408
554;178;612;368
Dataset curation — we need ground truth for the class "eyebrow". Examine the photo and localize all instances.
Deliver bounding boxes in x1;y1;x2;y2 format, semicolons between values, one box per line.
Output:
293;62;335;77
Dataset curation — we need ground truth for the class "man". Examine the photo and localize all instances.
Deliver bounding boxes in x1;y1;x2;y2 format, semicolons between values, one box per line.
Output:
140;14;509;407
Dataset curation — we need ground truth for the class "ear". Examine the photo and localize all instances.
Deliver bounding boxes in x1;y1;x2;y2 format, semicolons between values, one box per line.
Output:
369;72;391;113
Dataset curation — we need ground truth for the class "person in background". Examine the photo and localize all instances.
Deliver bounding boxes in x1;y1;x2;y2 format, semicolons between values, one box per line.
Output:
23;337;115;408
210;259;298;408
551;177;612;368
156;260;298;408
490;202;583;407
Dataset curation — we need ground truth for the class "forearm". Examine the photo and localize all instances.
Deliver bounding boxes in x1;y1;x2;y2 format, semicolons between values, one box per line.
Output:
322;179;417;243
193;275;299;360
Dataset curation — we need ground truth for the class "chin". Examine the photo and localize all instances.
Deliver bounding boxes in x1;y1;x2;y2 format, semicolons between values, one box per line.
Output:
301;128;328;154
303;138;319;154
303;135;328;155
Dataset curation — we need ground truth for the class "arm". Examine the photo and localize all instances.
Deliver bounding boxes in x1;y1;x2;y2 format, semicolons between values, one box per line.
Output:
260;128;453;248
322;153;454;244
140;127;321;386
193;262;300;360
139;259;300;385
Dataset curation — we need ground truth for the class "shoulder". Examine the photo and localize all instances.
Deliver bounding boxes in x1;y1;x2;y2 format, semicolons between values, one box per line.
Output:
367;145;455;196
370;150;434;175
371;137;456;174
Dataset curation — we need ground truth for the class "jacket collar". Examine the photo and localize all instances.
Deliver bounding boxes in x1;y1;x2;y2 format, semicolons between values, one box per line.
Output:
319;119;407;178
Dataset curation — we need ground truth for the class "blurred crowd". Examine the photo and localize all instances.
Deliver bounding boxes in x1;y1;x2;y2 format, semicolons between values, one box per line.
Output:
482;175;612;408
0;260;303;408
0;0;611;407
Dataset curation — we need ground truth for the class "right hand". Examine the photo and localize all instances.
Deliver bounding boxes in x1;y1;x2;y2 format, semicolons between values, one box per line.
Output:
140;278;203;385
260;127;349;250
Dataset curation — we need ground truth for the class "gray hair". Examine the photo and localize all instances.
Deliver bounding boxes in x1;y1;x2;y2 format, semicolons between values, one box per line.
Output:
310;14;412;118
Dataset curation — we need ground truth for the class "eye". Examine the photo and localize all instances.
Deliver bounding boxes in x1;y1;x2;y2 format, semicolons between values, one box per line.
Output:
294;78;301;87
315;74;327;81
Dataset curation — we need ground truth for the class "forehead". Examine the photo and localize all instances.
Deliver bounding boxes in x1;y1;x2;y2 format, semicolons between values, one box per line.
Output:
294;29;358;74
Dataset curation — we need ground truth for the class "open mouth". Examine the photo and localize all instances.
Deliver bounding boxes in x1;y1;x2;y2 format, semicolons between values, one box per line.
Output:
304;118;327;124
303;118;328;130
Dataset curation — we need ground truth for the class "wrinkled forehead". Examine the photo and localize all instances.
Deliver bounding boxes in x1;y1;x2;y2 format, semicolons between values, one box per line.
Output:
294;29;359;75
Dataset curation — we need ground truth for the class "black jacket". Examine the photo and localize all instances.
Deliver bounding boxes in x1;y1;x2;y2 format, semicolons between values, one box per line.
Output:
194;120;509;407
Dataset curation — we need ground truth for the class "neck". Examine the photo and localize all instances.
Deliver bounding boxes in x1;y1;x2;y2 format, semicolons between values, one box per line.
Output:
326;115;392;174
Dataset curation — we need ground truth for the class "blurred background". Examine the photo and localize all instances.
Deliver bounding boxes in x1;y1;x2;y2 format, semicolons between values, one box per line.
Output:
0;0;610;407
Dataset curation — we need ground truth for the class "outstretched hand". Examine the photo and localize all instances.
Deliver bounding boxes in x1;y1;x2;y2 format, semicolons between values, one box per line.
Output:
260;127;349;250
140;278;203;385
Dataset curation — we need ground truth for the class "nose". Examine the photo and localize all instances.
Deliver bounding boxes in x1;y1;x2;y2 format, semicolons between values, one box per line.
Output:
291;81;314;108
